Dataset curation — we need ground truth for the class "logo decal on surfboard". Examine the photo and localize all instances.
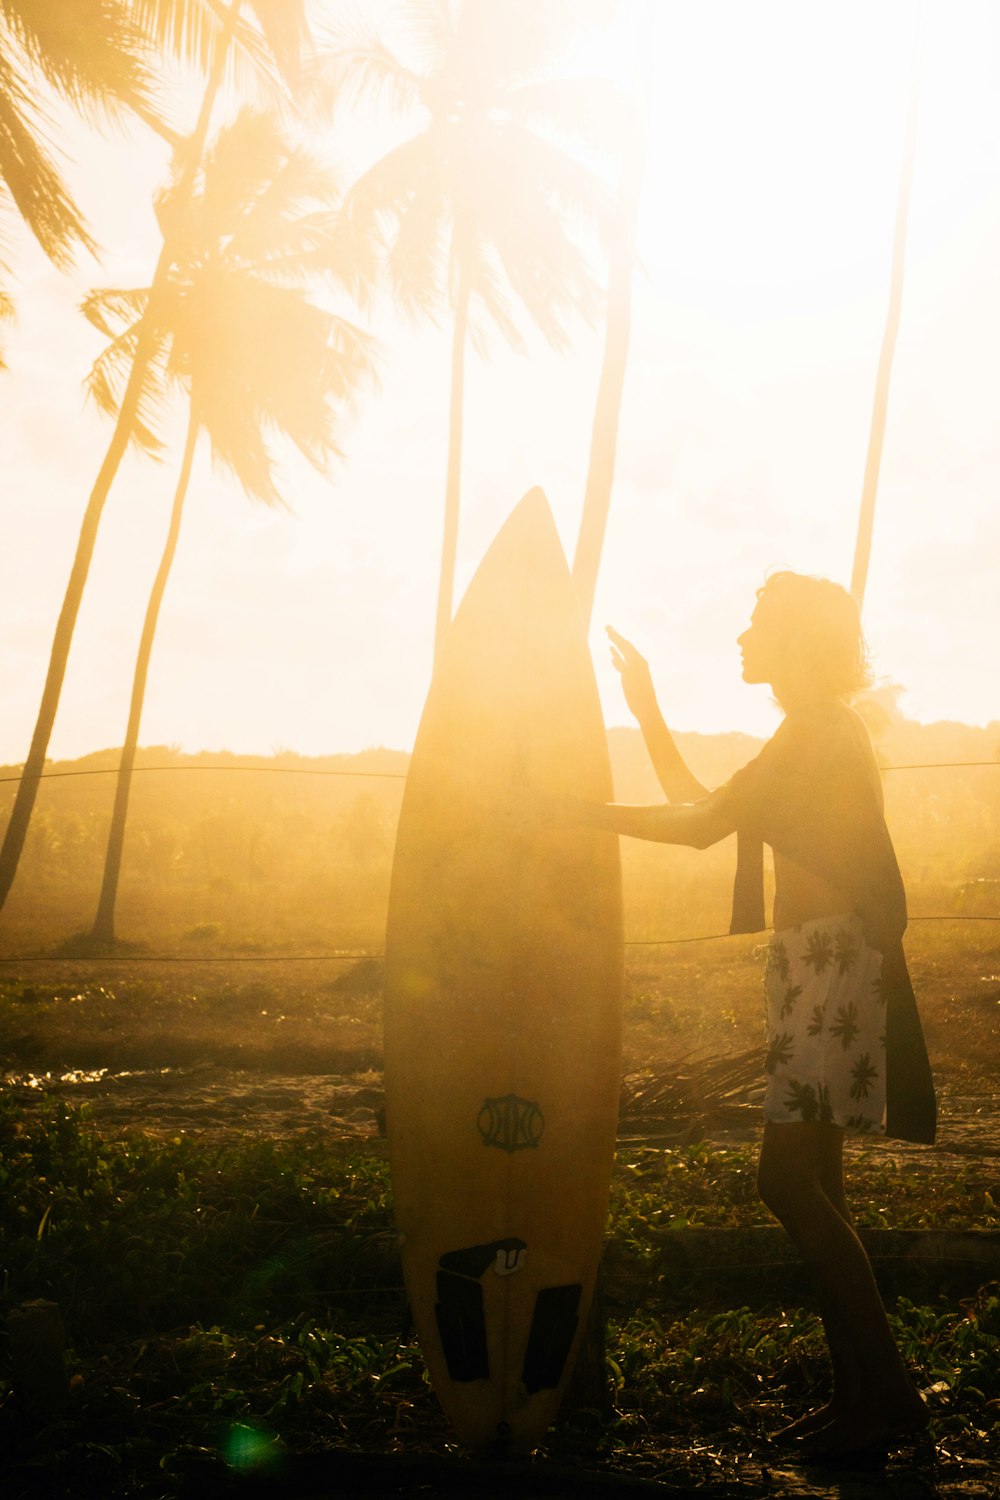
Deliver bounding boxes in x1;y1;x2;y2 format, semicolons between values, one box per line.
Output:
477;1094;544;1152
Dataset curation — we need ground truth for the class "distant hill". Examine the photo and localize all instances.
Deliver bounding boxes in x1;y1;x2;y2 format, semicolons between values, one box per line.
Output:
0;713;997;951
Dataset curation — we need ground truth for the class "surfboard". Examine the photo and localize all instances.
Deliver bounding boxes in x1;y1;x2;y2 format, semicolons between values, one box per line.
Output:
383;488;624;1456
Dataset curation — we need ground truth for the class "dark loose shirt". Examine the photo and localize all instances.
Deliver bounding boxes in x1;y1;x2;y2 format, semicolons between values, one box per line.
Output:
714;700;936;1144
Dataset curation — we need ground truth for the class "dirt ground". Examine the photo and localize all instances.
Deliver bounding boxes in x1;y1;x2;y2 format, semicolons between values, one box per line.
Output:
3;1057;998;1169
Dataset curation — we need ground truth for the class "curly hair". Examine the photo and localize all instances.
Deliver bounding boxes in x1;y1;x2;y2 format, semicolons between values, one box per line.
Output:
756;571;871;699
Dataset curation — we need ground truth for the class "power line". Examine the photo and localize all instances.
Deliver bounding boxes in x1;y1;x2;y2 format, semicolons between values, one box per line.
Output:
881;761;1000;772
0;758;998;788
0;764;407;785
0;952;373;965
1;913;997;965
626;932;734;946
624;914;1000;947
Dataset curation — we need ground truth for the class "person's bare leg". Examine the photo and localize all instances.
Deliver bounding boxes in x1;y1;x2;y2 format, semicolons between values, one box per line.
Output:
758;1122;926;1454
771;1127;861;1441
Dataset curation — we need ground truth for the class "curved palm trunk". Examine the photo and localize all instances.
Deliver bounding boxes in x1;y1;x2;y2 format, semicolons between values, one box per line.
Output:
433;265;471;673
91;409;199;945
0;1;242;912
573;111;644;628
850;3;925;608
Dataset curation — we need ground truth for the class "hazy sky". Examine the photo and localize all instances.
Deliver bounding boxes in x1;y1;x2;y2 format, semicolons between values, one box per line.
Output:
2;0;998;765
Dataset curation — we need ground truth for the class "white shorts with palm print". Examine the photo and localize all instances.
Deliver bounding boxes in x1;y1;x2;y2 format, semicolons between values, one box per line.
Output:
763;912;886;1134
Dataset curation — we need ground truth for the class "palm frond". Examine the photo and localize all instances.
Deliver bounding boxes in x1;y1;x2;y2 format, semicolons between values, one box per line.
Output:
308;21;425;120
225;203;330;280
128;0;297;105
215;202;369;302
197;107;290;238
84;321;170;454
487;183;603;351
127;0;219;73
201;397;281;505
325;311;380;408
0;54;97;263
208;114;340;267
0;0;154;124
248;0;311;91
219;425;282;505
499;120;614;243
340;132;446;321
462;232;523;357
384;170;448;324
621;1049;765;1126
81;284;150;338
127;92;186;150
396;0;451;73
504;75;632;162
455;0;597;92
165;273;373;505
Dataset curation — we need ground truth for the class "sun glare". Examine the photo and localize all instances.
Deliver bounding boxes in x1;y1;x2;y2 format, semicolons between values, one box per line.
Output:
569;2;997;319
2;0;999;765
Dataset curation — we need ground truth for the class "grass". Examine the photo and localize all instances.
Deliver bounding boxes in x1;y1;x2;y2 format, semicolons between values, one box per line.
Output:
1;1093;998;1497
0;918;996;1085
0;922;997;1495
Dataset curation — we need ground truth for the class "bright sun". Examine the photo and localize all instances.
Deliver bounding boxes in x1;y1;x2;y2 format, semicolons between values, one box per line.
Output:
578;0;1000;325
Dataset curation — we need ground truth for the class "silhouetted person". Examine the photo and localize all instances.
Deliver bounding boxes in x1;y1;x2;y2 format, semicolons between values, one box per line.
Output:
565;572;935;1461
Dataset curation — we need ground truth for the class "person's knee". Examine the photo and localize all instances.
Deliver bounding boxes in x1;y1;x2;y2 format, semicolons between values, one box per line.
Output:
757;1137;824;1224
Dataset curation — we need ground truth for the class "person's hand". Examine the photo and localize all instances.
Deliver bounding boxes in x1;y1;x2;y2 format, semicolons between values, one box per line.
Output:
607;626;657;722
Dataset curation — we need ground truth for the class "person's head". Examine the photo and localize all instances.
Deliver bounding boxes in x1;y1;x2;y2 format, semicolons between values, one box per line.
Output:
737;571;870;705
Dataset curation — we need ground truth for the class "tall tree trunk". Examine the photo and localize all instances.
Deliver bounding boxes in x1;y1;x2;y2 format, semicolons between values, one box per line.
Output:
91;409;199;946
573;104;644;628
850;2;926;608
0;1;243;913
433;265;471;673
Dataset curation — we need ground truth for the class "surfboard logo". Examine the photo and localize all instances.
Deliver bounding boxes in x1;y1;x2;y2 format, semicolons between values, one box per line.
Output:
477;1094;544;1152
435;1238;528;1381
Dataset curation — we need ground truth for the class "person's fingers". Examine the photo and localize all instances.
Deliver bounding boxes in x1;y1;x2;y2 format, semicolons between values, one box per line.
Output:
606;624;642;662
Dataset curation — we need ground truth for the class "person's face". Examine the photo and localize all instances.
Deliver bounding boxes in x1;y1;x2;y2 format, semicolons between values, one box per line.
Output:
737;597;786;685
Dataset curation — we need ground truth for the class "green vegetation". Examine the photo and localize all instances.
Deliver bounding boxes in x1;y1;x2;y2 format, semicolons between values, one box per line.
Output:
609;1141;998;1239
1;1094;997;1495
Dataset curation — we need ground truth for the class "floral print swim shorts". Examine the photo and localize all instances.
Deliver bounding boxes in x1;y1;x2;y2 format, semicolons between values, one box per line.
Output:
763;912;886;1134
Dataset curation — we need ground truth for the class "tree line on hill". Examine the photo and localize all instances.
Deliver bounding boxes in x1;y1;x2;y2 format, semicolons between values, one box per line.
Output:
0;705;996;952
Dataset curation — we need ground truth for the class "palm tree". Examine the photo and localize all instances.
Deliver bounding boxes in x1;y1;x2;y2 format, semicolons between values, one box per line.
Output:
850;2;926;608
0;0;310;911
317;0;612;668
127;0;311;137
572;4;648;627
571;121;641;628
0;0;299;359
0;0;153;348
84;110;376;945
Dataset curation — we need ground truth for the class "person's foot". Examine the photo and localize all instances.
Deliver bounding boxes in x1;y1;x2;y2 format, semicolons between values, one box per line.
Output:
797;1390;929;1461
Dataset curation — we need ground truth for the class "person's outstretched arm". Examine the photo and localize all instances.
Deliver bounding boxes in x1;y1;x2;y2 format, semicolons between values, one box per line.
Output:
557;790;735;850
607;627;709;801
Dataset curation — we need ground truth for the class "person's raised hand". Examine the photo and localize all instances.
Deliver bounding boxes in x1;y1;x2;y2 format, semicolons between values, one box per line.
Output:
606;626;657;722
